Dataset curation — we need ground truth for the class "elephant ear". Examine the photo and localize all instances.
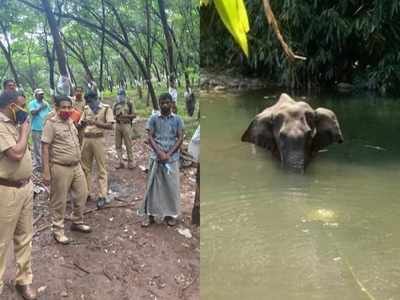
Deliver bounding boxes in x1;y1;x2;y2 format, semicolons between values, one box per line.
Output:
313;108;344;151
241;110;275;150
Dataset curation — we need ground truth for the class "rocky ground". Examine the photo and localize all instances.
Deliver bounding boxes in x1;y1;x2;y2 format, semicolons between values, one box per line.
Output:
3;119;199;300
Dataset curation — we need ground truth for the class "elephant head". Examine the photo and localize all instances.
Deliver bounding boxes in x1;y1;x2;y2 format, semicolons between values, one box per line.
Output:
241;93;343;171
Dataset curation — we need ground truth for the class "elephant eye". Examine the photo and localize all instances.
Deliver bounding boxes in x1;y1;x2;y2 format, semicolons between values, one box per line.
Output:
274;113;284;122
305;112;315;127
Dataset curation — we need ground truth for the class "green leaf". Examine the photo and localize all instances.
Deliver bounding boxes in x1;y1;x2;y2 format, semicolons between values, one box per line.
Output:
203;0;250;56
217;0;249;56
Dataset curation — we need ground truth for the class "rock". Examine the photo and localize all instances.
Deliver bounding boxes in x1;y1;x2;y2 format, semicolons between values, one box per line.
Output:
337;82;353;92
214;85;226;91
61;291;68;297
37;286;47;293
177;228;192;239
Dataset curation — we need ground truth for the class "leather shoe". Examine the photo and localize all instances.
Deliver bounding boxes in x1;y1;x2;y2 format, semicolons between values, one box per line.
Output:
96;197;106;209
53;232;70;245
15;284;37;300
71;223;92;233
116;162;125;169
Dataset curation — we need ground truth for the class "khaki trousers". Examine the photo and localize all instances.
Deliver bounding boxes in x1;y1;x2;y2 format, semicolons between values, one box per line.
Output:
0;181;33;290
115;123;133;162
81;137;108;198
49;164;88;234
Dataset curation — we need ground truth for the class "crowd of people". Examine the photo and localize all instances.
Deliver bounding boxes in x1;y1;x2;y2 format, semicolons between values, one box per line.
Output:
0;78;187;300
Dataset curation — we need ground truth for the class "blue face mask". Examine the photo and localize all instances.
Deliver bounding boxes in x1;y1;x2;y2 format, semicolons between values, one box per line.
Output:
11;105;29;124
16;110;29;124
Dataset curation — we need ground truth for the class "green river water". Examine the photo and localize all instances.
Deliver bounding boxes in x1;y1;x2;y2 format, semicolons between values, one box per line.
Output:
201;90;400;300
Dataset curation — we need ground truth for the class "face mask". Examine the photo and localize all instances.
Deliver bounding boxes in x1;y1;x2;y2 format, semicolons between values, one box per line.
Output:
59;111;72;120
10;104;29;124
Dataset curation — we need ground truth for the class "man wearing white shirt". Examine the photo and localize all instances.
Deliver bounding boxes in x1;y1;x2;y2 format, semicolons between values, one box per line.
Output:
168;78;178;114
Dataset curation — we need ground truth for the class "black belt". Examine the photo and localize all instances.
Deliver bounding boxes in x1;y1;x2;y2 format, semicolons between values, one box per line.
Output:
0;177;31;188
84;132;104;138
53;161;80;167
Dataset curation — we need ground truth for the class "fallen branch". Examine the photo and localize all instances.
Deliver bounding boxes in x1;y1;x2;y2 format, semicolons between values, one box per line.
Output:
114;197;129;203
33;214;44;226
103;268;113;281
73;261;91;274
84;203;136;215
34;224;51;236
64;203;136;221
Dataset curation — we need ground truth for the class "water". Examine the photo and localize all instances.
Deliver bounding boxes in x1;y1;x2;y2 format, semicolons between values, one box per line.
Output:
201;90;400;300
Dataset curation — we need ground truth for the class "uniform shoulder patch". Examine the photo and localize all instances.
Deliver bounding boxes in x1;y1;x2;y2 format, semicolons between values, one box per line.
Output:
47;112;58;122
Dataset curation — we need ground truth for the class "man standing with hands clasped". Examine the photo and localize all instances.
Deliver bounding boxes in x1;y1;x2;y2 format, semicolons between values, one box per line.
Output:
0;91;37;300
42;96;92;245
140;93;184;227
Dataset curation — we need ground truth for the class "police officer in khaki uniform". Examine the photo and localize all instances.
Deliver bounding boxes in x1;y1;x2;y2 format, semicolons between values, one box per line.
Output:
42;96;92;245
72;86;85;113
0;91;37;300
80;91;114;208
72;87;85;145
113;89;136;169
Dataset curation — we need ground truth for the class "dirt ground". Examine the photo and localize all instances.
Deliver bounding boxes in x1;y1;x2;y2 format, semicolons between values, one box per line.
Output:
2;118;199;300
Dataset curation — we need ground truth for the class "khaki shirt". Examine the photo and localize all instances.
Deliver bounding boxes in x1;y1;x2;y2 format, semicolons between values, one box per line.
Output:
0;112;33;181
73;98;85;113
113;101;134;118
41;114;81;165
46;109;57;122
81;103;114;135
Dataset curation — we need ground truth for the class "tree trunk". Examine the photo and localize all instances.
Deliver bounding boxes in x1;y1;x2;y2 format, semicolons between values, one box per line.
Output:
152;62;161;82
169;25;191;92
67;59;77;87
0;40;20;86
157;0;175;81
99;0;106;93
162;57;169;88
42;0;68;76
104;57;113;92
145;0;152;79
43;25;56;90
62;36;95;82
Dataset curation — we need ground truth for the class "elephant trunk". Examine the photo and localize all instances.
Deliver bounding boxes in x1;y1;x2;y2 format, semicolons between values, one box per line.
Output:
281;150;306;172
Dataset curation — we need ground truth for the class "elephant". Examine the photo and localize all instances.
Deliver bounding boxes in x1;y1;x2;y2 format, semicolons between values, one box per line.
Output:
241;93;343;171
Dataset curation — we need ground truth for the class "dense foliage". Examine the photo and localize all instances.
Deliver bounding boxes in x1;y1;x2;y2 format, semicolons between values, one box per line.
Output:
0;0;199;103
201;0;400;94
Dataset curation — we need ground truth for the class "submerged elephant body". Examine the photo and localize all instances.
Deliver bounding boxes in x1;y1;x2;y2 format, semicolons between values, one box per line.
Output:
241;93;343;171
